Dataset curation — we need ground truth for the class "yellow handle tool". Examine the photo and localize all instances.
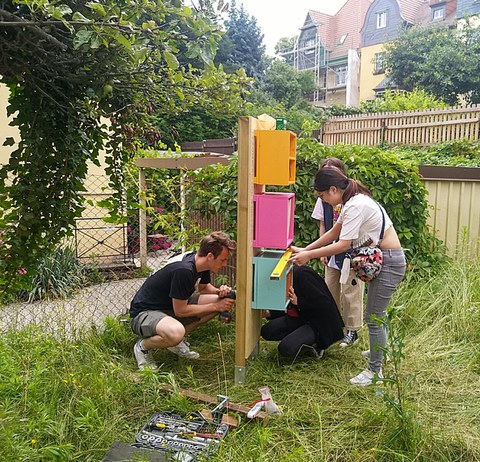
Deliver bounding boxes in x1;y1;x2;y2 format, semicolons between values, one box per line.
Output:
270;249;292;280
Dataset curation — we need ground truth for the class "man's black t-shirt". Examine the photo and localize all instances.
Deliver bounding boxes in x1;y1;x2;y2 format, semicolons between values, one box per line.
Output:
129;252;210;319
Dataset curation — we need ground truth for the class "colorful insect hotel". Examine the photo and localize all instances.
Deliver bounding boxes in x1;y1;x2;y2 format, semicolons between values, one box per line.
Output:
252;129;296;310
234;115;297;383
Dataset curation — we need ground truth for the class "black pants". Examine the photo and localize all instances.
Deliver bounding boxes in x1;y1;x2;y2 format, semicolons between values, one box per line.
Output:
261;316;316;357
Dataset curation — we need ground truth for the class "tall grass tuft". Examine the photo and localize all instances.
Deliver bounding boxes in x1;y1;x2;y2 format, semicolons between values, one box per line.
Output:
24;245;89;302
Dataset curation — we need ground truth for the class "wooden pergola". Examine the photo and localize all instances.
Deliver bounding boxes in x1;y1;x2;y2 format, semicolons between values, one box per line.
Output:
135;154;229;269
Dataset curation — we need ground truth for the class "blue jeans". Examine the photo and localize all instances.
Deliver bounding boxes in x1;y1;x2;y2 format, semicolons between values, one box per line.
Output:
365;249;406;372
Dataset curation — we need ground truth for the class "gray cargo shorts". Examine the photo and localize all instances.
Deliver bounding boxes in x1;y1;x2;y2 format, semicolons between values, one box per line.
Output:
130;293;201;338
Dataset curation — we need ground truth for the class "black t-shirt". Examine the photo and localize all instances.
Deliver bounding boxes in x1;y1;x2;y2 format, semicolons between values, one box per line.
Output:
129;252;211;318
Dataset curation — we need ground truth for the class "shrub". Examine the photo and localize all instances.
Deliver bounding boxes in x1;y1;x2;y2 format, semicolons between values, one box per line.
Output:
21;245;89;302
165;138;447;277
360;89;447;113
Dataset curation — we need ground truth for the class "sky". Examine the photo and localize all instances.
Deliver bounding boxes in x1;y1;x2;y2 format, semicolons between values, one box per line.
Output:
235;0;348;55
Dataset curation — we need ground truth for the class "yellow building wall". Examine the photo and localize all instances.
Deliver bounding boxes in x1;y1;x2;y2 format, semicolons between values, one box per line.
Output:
0;84;20;167
359;43;388;103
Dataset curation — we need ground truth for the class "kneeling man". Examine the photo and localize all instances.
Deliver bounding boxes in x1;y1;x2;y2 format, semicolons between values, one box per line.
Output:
130;231;236;370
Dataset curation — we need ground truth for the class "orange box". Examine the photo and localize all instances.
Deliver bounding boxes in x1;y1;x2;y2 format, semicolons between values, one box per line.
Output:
254;130;296;186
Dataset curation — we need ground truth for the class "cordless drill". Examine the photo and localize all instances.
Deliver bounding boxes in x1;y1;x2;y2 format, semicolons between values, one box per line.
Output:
219;290;236;323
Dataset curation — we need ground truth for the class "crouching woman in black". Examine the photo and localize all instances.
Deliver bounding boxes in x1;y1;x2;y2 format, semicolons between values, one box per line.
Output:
261;265;344;359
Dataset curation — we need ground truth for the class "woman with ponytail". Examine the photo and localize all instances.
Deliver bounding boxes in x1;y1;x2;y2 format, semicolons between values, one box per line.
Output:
311;158;365;349
289;166;406;386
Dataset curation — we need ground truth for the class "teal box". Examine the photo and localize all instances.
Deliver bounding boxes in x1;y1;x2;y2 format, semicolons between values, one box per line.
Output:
252;250;293;311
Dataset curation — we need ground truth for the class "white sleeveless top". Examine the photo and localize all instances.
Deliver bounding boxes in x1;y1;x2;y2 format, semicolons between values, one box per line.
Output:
337;194;392;248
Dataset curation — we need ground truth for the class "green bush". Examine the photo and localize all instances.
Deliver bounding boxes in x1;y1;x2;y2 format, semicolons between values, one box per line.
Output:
360;89;447;113
391;139;480;168
292;141;448;275
168;137;448;277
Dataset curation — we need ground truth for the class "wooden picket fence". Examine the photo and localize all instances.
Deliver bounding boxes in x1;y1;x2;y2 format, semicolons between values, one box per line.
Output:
321;105;480;146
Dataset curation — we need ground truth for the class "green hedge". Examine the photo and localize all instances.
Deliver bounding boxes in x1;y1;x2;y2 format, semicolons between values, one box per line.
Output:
181;138;448;276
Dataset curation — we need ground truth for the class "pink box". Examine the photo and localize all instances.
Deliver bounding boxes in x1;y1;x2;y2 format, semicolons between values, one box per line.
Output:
253;192;295;249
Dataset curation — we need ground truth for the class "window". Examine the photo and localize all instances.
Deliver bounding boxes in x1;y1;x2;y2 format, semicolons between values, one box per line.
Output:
374;52;386;74
432;6;445;20
376;11;387;29
338;34;348;45
303;38;316;48
335;66;347;86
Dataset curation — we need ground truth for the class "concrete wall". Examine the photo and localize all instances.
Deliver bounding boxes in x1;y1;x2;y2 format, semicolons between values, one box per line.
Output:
0;84;20;167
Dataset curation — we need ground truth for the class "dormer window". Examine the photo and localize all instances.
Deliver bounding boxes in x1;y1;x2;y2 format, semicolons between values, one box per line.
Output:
302;38;316;49
432;6;445;20
338;34;348;45
377;11;387;29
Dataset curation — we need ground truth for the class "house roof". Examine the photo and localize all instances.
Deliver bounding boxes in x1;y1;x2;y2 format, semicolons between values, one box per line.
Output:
373;75;398;91
306;0;373;59
415;0;458;26
397;0;426;24
396;0;457;26
307;10;333;47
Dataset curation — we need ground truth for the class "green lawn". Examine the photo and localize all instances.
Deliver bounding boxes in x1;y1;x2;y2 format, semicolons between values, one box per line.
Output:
1;255;479;462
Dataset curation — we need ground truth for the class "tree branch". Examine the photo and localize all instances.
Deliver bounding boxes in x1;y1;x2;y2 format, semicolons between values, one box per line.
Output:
0;9;68;51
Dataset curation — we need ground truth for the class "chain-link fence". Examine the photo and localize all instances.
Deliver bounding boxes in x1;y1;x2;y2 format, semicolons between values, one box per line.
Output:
0;174;236;336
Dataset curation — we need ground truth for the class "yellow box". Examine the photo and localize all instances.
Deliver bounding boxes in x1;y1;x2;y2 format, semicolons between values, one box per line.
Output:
254;130;296;185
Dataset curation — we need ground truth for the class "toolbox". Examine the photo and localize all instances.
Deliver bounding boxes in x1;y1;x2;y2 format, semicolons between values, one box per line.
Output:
133;411;229;461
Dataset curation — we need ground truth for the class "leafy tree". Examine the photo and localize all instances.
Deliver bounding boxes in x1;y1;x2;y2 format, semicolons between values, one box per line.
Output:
275;36;297;56
215;0;266;78
384;22;480;105
261;60;318;109
0;0;249;295
153;108;239;146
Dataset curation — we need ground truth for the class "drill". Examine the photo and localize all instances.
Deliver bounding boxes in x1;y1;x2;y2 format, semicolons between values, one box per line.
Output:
219;290;236;323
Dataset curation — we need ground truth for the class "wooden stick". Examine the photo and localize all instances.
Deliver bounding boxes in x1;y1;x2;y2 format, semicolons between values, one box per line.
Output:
161;385;268;420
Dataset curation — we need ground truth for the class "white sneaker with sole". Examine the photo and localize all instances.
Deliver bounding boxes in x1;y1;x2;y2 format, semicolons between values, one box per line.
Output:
167;339;200;359
349;368;383;386
134;340;158;371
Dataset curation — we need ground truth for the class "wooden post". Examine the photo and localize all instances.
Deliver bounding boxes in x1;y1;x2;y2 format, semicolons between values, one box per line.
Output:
235;117;262;384
139;168;147;270
180;170;186;252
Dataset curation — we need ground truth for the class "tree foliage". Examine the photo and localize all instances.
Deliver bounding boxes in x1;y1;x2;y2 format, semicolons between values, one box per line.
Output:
384;22;480;105
215;0;266;78
260;59;318;109
0;0;250;294
274;36;297;57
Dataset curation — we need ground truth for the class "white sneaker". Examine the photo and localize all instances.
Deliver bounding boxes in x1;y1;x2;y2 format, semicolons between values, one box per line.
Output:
349;368;383;386
134;340;158;371
167;339;200;359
